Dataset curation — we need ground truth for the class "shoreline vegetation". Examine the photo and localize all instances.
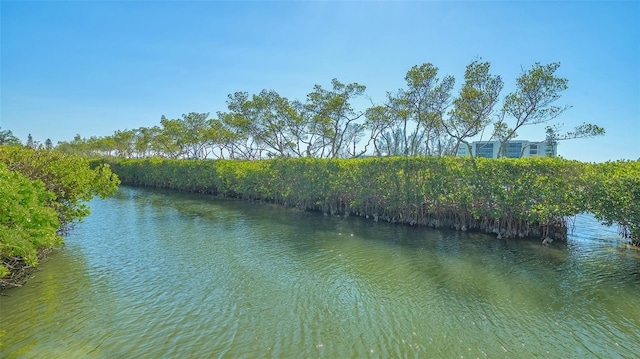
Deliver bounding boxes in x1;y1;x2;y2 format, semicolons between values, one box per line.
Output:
98;156;639;245
0;146;119;290
1;145;638;290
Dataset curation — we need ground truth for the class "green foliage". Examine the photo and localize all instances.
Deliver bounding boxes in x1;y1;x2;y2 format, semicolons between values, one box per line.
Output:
105;156;639;244
495;62;576;157
0;147;119;282
587;160;640;244
304;79;367;158
545;122;606;146
0;128;22;146
502;62;570;126
0;146;120;226
107;156;632;241
446;59;503;153
158;113;213;159
0;163;62;278
220;90;305;158
383;63;456;157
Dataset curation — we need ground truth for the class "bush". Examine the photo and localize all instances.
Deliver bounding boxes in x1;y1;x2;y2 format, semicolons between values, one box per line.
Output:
0;146;120;227
0;163;61;280
0;147;119;286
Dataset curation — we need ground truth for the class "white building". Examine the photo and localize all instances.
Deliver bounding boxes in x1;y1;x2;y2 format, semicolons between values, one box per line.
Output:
456;140;557;158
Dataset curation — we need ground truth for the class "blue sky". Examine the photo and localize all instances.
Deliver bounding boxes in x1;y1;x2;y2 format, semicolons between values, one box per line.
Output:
1;1;638;162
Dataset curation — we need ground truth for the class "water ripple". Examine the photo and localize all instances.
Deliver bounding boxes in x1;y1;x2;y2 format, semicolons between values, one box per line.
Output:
1;188;639;358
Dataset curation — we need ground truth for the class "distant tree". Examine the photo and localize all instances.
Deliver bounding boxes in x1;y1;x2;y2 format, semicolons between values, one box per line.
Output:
383;63;455;157
154;119;185;159
26;133;35;149
444;59;504;158
218;93;263;159
219;90;304;158
111;130;135;158
542;123;606;157
493;62;570;157
202;118;236;159
42;60;608;160
375;128;428;157
132;127;155;158
304;78;367;158
44;138;53;150
56;134;88;156
0;128;21;146
363;105;395;156
93;135;117;157
179;112;212;159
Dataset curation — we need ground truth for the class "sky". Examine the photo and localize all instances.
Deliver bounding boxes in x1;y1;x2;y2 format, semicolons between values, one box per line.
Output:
1;1;638;162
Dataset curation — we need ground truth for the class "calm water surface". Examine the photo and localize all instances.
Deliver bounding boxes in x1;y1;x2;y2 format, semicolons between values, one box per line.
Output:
1;186;639;358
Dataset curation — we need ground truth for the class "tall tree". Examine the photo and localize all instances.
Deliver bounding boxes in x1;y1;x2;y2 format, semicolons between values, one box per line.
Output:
220;90;304;158
180;112;212;159
201;118;236;159
112;130;136;158
218;92;265;159
153;120;181;159
363;105;395;156
95;136;117;157
444;59;503;157
494;62;570;157
132;127;156;158
385;63;455;156
26;134;35;149
304;79;366;158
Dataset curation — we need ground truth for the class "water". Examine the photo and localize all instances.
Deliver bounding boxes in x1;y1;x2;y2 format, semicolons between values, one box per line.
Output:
1;186;639;358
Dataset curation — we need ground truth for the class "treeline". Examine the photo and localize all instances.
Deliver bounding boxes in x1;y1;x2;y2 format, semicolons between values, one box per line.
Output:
0;146;119;288
99;156;640;246
57;60;603;160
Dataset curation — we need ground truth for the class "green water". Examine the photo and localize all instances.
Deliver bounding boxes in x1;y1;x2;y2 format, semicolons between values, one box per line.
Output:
1;186;639;358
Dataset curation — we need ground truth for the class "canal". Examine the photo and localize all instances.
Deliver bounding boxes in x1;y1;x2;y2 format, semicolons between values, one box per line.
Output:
1;186;639;358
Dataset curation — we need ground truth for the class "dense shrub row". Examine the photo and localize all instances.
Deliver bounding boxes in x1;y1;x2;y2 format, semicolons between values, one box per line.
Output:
99;156;639;244
0;147;119;288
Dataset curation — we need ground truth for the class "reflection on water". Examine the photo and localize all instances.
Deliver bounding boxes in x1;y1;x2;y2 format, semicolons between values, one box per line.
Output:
1;186;639;358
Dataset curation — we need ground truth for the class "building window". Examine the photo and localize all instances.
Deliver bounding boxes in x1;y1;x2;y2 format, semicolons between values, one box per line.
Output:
545;144;556;156
476;143;494;158
530;144;538;156
506;142;522;158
